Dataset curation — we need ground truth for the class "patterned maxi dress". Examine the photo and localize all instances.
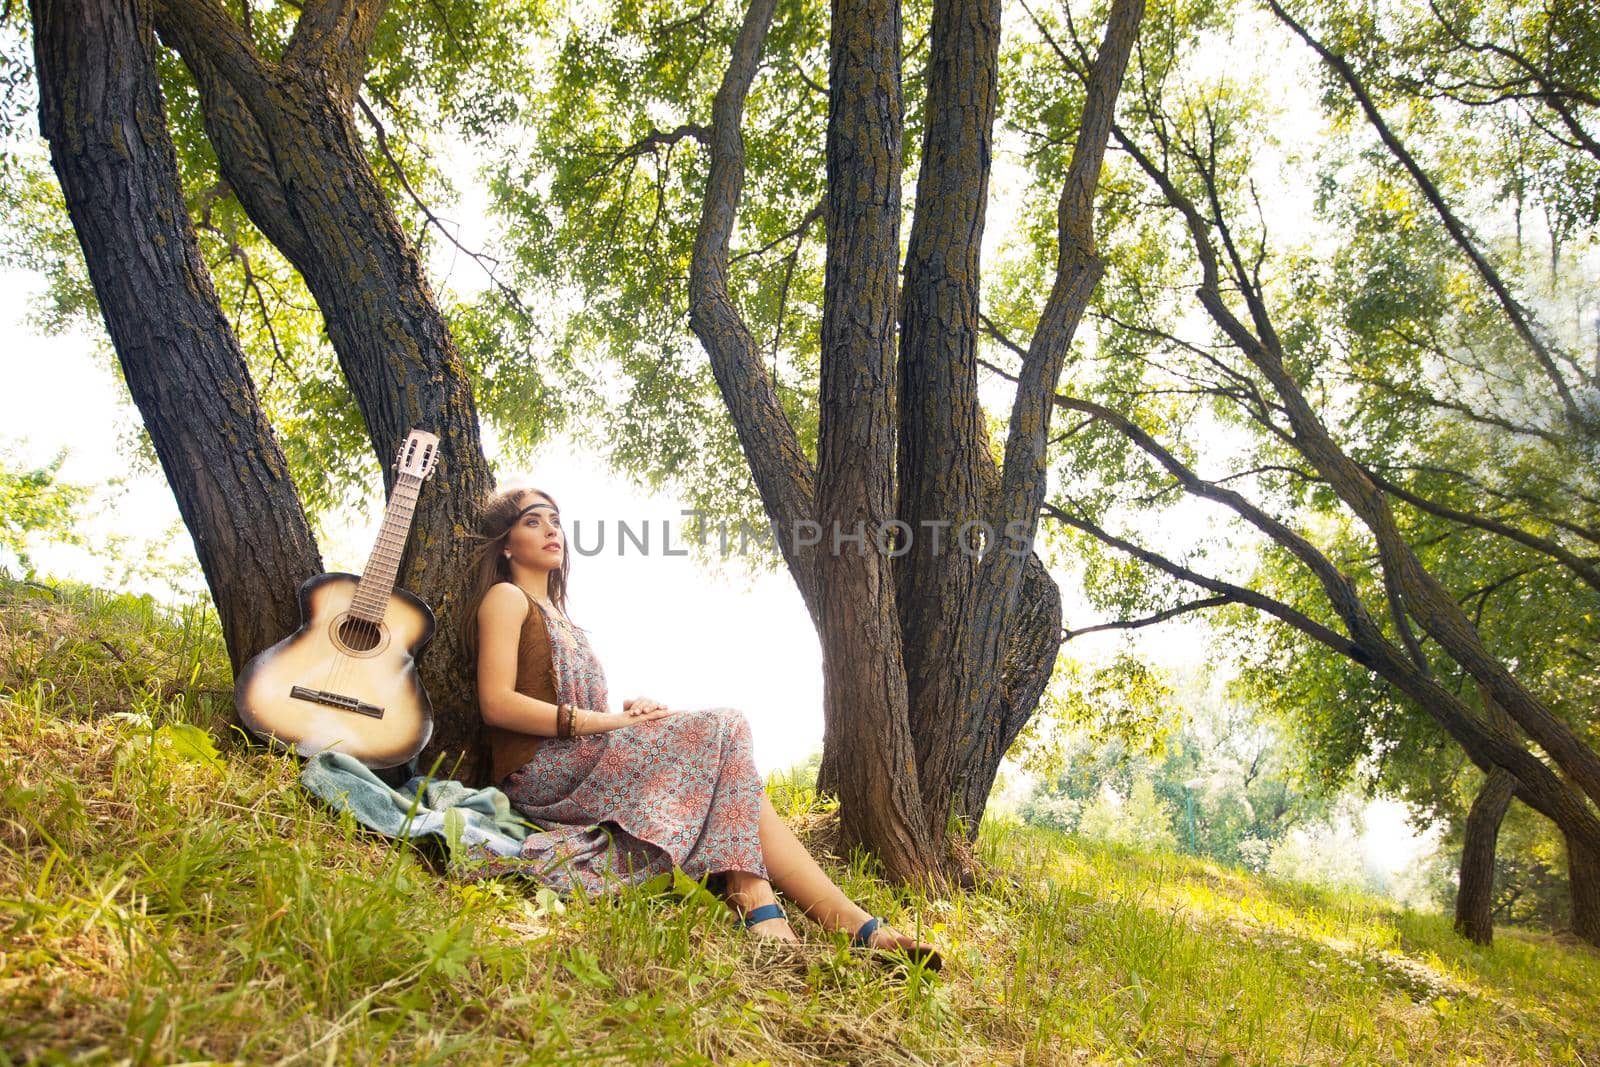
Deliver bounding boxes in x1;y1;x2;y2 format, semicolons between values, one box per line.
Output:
480;593;769;895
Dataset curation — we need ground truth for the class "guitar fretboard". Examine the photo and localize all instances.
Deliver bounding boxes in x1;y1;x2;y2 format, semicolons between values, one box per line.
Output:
349;474;423;623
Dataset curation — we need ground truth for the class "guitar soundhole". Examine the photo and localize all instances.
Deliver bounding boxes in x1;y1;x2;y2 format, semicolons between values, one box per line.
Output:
337;616;384;653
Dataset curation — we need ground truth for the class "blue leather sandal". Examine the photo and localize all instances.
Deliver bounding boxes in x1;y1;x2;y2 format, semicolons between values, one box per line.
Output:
853;915;944;972
741;902;788;930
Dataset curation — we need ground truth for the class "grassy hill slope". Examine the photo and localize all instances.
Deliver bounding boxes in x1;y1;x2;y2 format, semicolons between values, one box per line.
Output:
1;579;1597;1065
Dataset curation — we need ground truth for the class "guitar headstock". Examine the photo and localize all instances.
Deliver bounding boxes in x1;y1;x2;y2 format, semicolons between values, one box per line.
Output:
394;430;441;484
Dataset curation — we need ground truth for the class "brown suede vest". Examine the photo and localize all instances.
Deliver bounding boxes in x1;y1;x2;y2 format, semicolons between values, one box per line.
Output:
484;594;558;786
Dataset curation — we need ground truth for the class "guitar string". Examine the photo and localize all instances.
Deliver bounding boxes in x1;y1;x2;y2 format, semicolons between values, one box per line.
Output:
345;480;412;691
321;475;420;701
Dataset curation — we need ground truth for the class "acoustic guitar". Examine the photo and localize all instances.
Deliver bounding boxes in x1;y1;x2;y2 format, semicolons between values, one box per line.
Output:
234;430;440;768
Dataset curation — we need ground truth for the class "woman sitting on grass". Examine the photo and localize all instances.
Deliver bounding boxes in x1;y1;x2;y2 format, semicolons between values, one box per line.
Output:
462;484;942;970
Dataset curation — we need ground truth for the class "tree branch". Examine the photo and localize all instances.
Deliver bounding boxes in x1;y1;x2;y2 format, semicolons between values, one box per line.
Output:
153;0;276;107
283;0;386;101
1361;462;1600;594
685;0;819;606
1420;0;1600;163
1266;0;1583;424
355;94;537;325
1048;492;1600;852
618;122;712;159
729;201;823;264
1043;500;1362;656
993;0;1143;590
1063;595;1234;641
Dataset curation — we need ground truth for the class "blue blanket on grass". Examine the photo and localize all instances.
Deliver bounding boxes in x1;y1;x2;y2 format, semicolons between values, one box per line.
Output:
298;751;530;858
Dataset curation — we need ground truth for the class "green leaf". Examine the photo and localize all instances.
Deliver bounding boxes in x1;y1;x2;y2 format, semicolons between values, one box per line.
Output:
422;922;474;980
560;946;613;989
155;722;221;767
671;868;715;902
532;886;566;919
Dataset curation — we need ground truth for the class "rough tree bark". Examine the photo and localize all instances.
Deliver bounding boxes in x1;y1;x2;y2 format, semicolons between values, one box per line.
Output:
894;0;1065;843
1455;768;1515;945
1566;829;1600;945
1454;690;1521;945
31;0;323;674
952;555;1062;831
917;0;1141;846
894;0;1005;831
688;0;941;878
149;0;495;778
811;0;942;878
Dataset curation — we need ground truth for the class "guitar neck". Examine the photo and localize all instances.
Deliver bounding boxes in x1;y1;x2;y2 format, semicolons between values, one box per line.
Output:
350;474;423;622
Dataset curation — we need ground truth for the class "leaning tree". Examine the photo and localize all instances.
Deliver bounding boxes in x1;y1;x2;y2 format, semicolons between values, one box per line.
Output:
30;0;325;671
23;0;522;779
991;0;1600;942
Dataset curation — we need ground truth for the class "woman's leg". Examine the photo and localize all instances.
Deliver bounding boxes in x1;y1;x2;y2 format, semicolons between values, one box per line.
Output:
755;794;937;954
721;868;799;941
756;793;872;932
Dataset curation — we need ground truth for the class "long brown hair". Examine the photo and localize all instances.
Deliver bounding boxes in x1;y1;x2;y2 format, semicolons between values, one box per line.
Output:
458;485;574;660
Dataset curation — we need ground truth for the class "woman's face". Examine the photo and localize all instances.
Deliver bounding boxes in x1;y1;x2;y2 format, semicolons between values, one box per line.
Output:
504;494;565;573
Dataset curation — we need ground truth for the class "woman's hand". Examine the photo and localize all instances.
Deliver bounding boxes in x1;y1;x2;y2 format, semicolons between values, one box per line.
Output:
623;696;670;718
581;701;675;733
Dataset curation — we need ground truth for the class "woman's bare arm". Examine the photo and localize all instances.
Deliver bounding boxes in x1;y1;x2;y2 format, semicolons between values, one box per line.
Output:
475;583;668;735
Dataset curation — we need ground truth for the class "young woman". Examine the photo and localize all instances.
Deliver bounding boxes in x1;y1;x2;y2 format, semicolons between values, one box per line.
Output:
462;485;941;970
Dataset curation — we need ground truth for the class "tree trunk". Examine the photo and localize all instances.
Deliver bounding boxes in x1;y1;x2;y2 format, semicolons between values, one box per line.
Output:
31;0;322;675
690;0;1135;879
1567;828;1600;947
813;0;944;882
894;0;1004;808
151;0;494;779
894;0;1024;843
934;0;1139;841
952;551;1062;833
1454;768;1515;945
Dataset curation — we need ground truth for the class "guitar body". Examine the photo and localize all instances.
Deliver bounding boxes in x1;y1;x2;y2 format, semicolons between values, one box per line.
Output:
234;572;436;768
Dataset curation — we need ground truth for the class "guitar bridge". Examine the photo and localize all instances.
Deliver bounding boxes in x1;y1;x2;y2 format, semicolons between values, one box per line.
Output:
289;685;385;719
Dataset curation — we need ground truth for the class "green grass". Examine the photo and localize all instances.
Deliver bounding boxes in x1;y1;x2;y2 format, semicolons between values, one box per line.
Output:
2;577;1598;1064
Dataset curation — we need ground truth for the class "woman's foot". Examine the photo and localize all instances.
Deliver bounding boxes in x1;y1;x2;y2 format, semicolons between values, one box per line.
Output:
855;916;943;971
724;878;801;943
745;912;800;942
